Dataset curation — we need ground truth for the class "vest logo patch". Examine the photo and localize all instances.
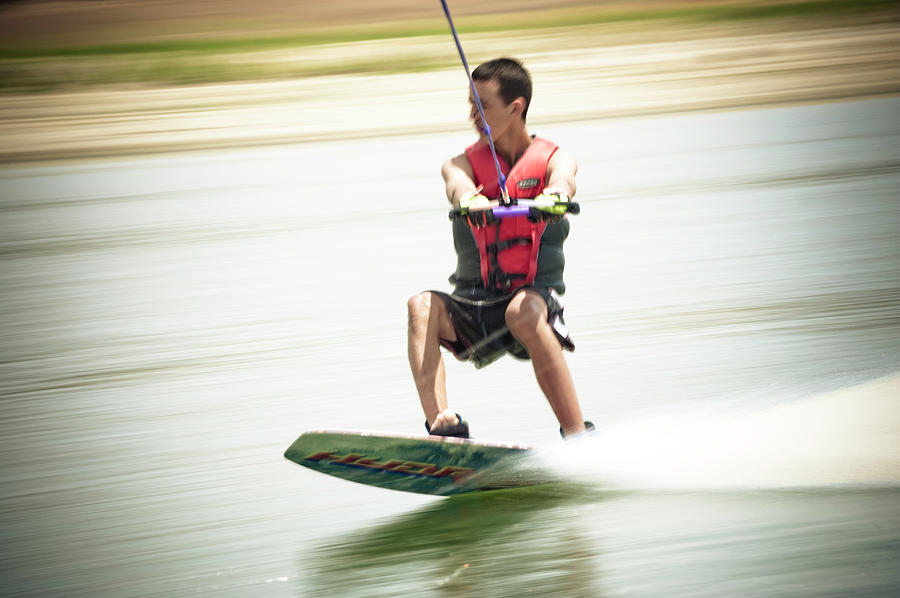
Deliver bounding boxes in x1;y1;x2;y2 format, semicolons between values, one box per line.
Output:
517;177;540;189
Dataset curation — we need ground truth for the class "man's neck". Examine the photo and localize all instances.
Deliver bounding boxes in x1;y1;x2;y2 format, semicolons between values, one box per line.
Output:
493;125;532;167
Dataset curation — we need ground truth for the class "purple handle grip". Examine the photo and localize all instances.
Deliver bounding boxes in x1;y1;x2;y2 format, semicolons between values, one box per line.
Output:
492;206;530;218
448;200;578;221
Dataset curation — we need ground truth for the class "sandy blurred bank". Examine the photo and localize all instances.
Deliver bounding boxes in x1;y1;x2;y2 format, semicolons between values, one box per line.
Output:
1;22;899;162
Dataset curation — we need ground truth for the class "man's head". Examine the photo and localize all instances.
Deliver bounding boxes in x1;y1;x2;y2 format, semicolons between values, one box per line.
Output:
472;57;532;121
469;58;532;137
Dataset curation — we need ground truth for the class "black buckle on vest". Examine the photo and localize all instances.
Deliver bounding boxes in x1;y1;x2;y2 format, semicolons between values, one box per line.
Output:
485;235;532;291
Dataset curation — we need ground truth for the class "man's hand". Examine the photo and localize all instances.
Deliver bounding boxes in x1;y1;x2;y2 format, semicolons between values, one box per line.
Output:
459;192;494;227
533;188;569;221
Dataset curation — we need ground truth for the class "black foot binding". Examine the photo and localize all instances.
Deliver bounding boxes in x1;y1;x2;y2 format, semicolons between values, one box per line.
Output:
425;413;470;439
560;421;595;439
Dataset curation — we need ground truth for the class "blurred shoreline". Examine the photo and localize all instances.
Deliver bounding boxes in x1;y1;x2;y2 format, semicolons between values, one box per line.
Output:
1;21;899;163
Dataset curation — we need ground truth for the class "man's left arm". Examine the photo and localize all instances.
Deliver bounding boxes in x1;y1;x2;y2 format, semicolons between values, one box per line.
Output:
545;148;577;198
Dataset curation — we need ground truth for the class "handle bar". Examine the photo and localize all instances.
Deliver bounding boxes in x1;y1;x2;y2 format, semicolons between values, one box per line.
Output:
449;198;580;220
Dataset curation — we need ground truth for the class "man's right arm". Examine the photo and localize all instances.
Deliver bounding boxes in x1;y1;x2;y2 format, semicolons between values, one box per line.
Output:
441;154;478;207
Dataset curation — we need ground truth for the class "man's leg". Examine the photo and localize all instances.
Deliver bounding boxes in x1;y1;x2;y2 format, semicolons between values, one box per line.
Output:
407;292;461;433
505;290;586;436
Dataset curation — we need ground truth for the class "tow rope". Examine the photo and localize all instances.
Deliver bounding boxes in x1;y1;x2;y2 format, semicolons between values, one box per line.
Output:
438;0;510;204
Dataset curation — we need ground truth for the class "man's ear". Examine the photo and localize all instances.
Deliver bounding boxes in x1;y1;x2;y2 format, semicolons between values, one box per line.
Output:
510;97;526;119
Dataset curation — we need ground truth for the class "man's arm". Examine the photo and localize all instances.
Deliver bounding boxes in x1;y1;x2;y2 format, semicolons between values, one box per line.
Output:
441;154;478;207
545;149;578;198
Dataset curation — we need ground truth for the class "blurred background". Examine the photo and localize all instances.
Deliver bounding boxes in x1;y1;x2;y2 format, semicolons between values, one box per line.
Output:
2;0;900;159
2;1;900;597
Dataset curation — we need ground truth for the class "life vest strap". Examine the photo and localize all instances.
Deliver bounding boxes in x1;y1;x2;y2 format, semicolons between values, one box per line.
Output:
485;237;532;253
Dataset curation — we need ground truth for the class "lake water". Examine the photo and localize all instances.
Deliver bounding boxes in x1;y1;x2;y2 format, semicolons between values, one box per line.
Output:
1;96;899;597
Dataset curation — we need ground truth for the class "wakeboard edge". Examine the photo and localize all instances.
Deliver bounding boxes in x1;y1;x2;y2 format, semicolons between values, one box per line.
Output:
284;429;538;496
299;428;532;450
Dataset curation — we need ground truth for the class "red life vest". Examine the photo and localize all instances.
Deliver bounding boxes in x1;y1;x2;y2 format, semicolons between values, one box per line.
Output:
464;136;558;291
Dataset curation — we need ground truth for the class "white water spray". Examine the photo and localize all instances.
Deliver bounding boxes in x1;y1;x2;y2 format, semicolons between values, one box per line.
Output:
533;374;900;490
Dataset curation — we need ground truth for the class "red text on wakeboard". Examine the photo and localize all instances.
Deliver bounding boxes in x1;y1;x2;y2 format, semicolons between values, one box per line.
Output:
303;451;475;484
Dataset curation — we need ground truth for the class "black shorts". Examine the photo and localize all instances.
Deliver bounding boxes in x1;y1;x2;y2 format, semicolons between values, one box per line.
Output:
430;286;575;369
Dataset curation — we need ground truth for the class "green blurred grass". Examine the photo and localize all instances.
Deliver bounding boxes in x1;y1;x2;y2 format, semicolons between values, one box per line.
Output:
1;0;897;92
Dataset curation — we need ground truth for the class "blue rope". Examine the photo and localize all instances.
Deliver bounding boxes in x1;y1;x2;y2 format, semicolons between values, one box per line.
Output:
439;0;509;203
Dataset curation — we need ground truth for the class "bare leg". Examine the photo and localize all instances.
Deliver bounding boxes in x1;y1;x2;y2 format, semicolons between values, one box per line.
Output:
505;290;586;436
407;292;460;432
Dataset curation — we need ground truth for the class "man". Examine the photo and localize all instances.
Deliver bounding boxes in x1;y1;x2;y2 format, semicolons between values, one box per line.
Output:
407;57;591;439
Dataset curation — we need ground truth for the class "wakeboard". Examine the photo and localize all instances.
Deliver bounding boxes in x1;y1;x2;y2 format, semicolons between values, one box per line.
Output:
284;430;549;496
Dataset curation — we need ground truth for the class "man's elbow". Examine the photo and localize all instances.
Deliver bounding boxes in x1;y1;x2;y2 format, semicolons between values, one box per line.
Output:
440;159;456;182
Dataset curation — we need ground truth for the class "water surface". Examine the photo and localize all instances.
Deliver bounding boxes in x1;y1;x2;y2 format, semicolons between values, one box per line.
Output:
1;97;899;596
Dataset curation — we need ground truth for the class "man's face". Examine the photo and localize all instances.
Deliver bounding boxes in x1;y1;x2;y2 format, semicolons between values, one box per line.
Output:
469;78;517;140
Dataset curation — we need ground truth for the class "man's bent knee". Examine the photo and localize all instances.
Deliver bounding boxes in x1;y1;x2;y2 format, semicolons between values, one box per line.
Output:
407;292;436;333
407;292;455;341
505;291;549;341
407;292;431;321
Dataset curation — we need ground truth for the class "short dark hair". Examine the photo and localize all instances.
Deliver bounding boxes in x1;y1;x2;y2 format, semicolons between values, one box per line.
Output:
472;57;532;121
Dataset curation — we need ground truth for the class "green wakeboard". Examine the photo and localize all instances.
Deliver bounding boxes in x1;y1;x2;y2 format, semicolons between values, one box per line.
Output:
284;430;548;496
